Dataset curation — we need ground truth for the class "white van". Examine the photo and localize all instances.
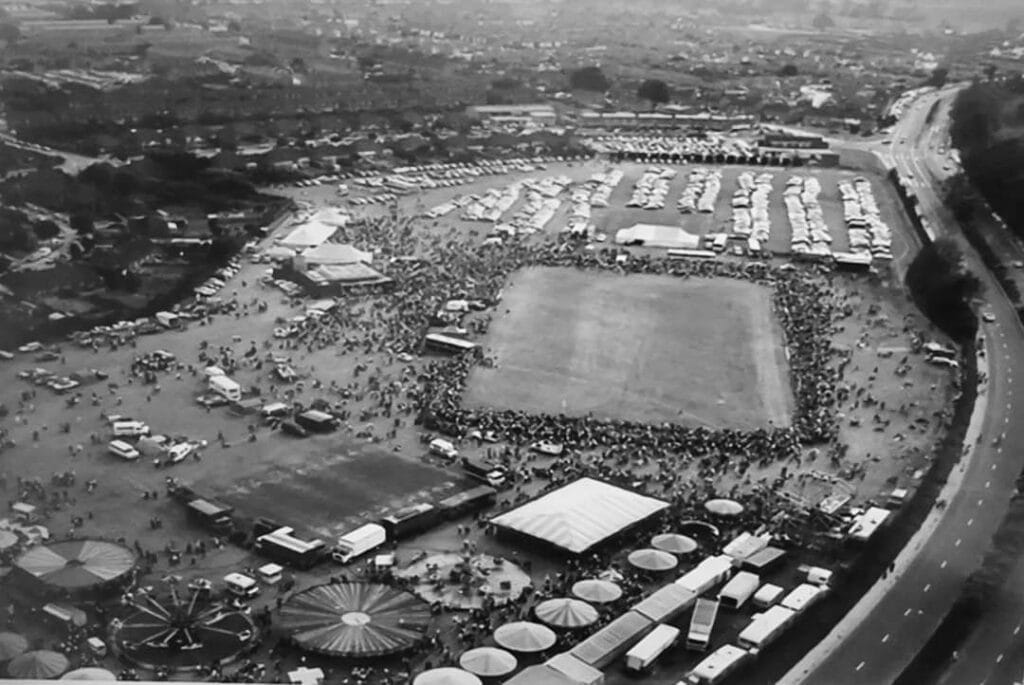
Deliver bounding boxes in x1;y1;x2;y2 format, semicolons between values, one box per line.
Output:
429;438;458;460
224;572;259;599
112;420;150;438
108;440;140;461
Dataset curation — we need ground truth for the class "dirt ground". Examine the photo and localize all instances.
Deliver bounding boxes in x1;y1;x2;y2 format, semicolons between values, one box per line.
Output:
463;267;793;429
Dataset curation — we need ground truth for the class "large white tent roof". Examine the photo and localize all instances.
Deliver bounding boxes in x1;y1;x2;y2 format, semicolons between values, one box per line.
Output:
615;223;700;250
491;478;669;553
309;207;351;227
301;243;372;265
279;221;337;250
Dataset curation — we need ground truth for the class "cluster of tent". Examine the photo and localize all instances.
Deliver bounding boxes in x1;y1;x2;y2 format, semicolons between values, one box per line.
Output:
678;167;721;214
625;166;675;210
784;176;832;256
504;176;572;234
840;177;893;261
462;182;521;223
587;169;623;209
731;171;773;243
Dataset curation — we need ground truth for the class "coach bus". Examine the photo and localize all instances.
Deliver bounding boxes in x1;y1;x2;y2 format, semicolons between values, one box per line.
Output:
667;248;717;261
424;333;479;354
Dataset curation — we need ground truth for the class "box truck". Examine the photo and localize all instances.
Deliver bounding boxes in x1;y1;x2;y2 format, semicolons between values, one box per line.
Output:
625;623;679;672
687;598;720;652
332;523;387;564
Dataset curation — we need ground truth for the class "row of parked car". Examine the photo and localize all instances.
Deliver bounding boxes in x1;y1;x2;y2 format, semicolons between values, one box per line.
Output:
194;258;242;299
625;166;676;210
730;172;774;244
839;177;893;261
104;414;202;465
784;176;832;257
678;167;722;214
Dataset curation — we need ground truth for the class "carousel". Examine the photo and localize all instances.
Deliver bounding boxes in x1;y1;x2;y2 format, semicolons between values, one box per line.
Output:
396;553;531;610
109;578;258;672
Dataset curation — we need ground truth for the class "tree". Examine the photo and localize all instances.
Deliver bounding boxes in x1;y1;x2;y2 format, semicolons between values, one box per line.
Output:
926;66;950;88
778;64;799;77
812;12;834;30
569;66;610;93
637;79;670;107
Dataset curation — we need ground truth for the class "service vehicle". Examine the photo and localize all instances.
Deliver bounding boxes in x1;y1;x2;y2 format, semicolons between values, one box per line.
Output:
223;572;259;599
332;523;388;564
625;624;680;672
108;440;140;461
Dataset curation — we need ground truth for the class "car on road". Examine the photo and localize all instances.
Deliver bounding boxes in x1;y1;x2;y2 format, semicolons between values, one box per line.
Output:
982;311;997;323
1012;260;1024;269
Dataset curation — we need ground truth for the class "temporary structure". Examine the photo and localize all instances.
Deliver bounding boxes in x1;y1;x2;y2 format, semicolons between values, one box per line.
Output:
571;579;623;604
0;632;28;661
705;499;744;517
627;548;679;572
493;621;557;653
491;478;669;554
651;533;698;555
458;647;518;677
61;668;118;680
15;539;135;593
535;598;599;629
7;650;69;679
281;583;431;657
412;667;482;685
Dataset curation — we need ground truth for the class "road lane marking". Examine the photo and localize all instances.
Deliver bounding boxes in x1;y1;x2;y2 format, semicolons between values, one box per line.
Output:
956;538;962;546
856;661;865;672
882;633;890;643
904;608;913;617
924;583;931;592
1015;624;1021;635
993;463;998;470
940;560;947;568
997;653;1004;663
968;518;974;526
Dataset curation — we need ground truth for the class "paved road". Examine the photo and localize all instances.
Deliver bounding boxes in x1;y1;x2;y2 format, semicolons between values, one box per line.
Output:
781;89;1024;685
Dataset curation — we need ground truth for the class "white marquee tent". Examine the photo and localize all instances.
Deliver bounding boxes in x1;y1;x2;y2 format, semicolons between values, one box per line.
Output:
491;478;669;554
278;221;337;251
615;224;701;250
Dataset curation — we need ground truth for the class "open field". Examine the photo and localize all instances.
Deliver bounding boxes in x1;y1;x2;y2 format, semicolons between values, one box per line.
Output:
462;267;793;428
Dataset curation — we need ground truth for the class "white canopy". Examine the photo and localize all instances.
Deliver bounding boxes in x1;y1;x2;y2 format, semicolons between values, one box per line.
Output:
279;221;337;250
492;478;669;553
615;223;700;250
301;243;372;265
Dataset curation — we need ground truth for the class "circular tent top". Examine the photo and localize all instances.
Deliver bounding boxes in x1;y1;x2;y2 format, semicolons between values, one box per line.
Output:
492;621;556;653
458;647;517;678
0;632;28;661
7;650;69;679
412;667;482;685
571;579;623;604
15;539;135;592
61;668;118;681
704;498;745;517
280;583;431;657
534;598;599;629
627;548;679;572
651;533;698;555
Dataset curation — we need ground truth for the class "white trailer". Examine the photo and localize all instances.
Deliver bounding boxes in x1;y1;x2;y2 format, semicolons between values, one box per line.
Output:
332;523;387;564
625;624;679;672
717;571;760;610
154;311;181;328
737;605;796;654
781;583;826;615
676;555;734;596
683;644;750;685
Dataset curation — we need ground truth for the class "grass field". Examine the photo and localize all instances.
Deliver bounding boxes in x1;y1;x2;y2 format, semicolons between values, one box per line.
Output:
462;267;793;429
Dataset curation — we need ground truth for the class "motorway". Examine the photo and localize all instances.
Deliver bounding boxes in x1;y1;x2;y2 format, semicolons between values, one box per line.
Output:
781;90;1024;685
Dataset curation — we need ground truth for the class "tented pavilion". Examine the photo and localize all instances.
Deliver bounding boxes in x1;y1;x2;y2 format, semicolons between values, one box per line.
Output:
490;478;669;554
